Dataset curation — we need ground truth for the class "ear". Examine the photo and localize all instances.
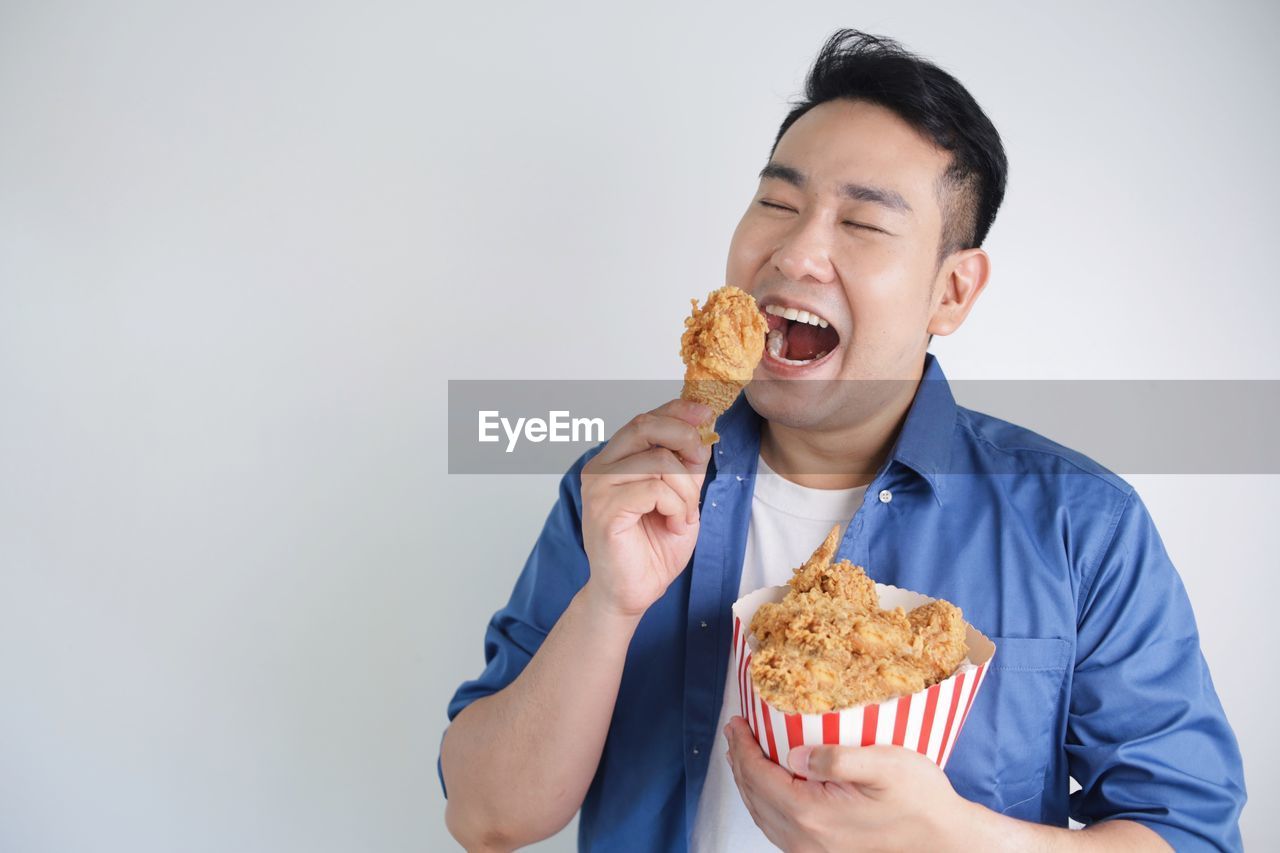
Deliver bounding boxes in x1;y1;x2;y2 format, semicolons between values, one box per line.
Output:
928;248;990;337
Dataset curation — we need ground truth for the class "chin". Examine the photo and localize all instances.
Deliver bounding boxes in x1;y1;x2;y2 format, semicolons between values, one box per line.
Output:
745;361;914;434
743;381;840;431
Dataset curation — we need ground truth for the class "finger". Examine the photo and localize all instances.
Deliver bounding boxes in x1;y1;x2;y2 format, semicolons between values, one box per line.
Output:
726;729;779;829
725;718;797;797
792;743;910;786
658;397;717;428
664;511;691;537
594;407;711;468
727;761;768;830
599;448;703;524
602;478;690;534
725;727;798;845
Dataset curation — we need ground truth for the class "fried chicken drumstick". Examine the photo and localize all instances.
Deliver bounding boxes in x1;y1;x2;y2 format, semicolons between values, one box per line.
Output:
748;525;968;714
679;285;767;444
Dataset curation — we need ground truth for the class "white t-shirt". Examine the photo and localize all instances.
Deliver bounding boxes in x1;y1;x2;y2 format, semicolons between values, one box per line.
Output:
689;454;868;852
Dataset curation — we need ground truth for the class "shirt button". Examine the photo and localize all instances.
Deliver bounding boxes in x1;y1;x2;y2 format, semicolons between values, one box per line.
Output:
692;747;700;755
700;620;708;629
879;489;893;504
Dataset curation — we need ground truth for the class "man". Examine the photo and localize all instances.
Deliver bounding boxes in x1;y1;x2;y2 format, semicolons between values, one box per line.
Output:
438;30;1246;851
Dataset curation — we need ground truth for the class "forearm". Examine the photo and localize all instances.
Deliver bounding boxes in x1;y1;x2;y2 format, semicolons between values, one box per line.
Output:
962;800;1172;853
442;581;642;850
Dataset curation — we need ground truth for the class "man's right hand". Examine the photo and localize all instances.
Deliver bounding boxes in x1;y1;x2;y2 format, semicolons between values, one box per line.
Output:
580;399;714;620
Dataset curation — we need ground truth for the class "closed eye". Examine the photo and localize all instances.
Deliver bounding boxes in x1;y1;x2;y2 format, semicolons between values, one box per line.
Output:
756;200;885;233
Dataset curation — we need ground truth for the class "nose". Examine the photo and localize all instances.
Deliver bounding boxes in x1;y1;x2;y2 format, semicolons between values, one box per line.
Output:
771;213;837;283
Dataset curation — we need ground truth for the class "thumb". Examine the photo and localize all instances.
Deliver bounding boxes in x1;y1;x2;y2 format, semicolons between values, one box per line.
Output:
671;399;715;428
788;744;892;786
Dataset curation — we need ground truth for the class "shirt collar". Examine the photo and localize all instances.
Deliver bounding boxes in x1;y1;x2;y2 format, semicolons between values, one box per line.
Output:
715;352;957;505
887;352;957;504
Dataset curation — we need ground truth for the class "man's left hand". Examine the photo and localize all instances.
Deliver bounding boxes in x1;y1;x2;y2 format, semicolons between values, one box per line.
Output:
723;715;973;852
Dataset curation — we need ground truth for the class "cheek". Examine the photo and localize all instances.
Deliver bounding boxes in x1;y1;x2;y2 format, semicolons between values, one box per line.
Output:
728;218;780;272
839;237;904;277
844;248;930;319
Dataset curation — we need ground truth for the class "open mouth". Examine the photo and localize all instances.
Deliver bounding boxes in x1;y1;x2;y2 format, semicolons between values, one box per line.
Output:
761;303;841;366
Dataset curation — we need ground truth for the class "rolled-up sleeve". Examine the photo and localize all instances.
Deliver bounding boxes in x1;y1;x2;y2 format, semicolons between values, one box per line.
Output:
1066;489;1246;851
437;447;600;798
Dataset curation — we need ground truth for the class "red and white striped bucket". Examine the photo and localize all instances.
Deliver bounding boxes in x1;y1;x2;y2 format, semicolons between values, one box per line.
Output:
731;584;996;777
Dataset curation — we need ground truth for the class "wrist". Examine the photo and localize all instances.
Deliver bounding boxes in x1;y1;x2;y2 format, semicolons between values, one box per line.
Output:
577;581;647;630
953;797;1030;853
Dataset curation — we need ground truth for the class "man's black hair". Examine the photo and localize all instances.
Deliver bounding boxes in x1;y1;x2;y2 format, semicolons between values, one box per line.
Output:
770;29;1008;264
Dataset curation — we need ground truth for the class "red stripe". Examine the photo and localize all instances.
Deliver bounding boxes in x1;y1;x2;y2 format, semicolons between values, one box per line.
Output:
958;666;980;730
736;643;743;717
892;695;912;746
737;614;747;712
958;663;986;733
860;703;879;746
916;684;941;755
823;713;839;745
747;653;759;737
785;713;804;750
738;661;745;720
936;672;966;767
736;626;747;717
761;699;779;763
785;714;806;779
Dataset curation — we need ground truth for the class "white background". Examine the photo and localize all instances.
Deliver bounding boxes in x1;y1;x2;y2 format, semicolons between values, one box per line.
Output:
1;1;1276;850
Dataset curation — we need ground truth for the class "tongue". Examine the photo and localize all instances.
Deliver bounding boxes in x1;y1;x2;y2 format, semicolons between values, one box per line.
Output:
786;321;829;360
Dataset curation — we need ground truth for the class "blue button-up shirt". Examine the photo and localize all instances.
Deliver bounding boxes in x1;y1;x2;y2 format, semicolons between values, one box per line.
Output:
440;353;1246;851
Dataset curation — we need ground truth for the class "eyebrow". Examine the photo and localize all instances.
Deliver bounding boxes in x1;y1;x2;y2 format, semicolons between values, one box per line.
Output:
757;161;913;215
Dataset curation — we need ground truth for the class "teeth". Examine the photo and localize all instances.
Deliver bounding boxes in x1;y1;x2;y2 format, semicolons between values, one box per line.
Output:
764;303;829;328
775;353;817;365
766;328;832;365
767;328;785;358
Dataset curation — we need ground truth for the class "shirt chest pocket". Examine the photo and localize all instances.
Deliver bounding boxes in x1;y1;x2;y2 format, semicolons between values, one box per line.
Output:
945;636;1071;818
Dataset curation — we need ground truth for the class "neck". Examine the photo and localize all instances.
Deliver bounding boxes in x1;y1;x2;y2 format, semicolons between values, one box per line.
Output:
759;370;923;490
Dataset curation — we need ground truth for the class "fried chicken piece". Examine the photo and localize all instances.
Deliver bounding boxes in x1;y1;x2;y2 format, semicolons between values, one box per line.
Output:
848;607;916;659
787;525;879;613
907;599;968;683
751;645;846;714
679;285;767;443
751;645;930;714
751;591;863;665
858;659;930;706
747;525;970;714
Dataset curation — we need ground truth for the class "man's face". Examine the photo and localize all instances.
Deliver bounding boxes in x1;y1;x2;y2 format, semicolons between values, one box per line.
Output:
726;98;957;431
